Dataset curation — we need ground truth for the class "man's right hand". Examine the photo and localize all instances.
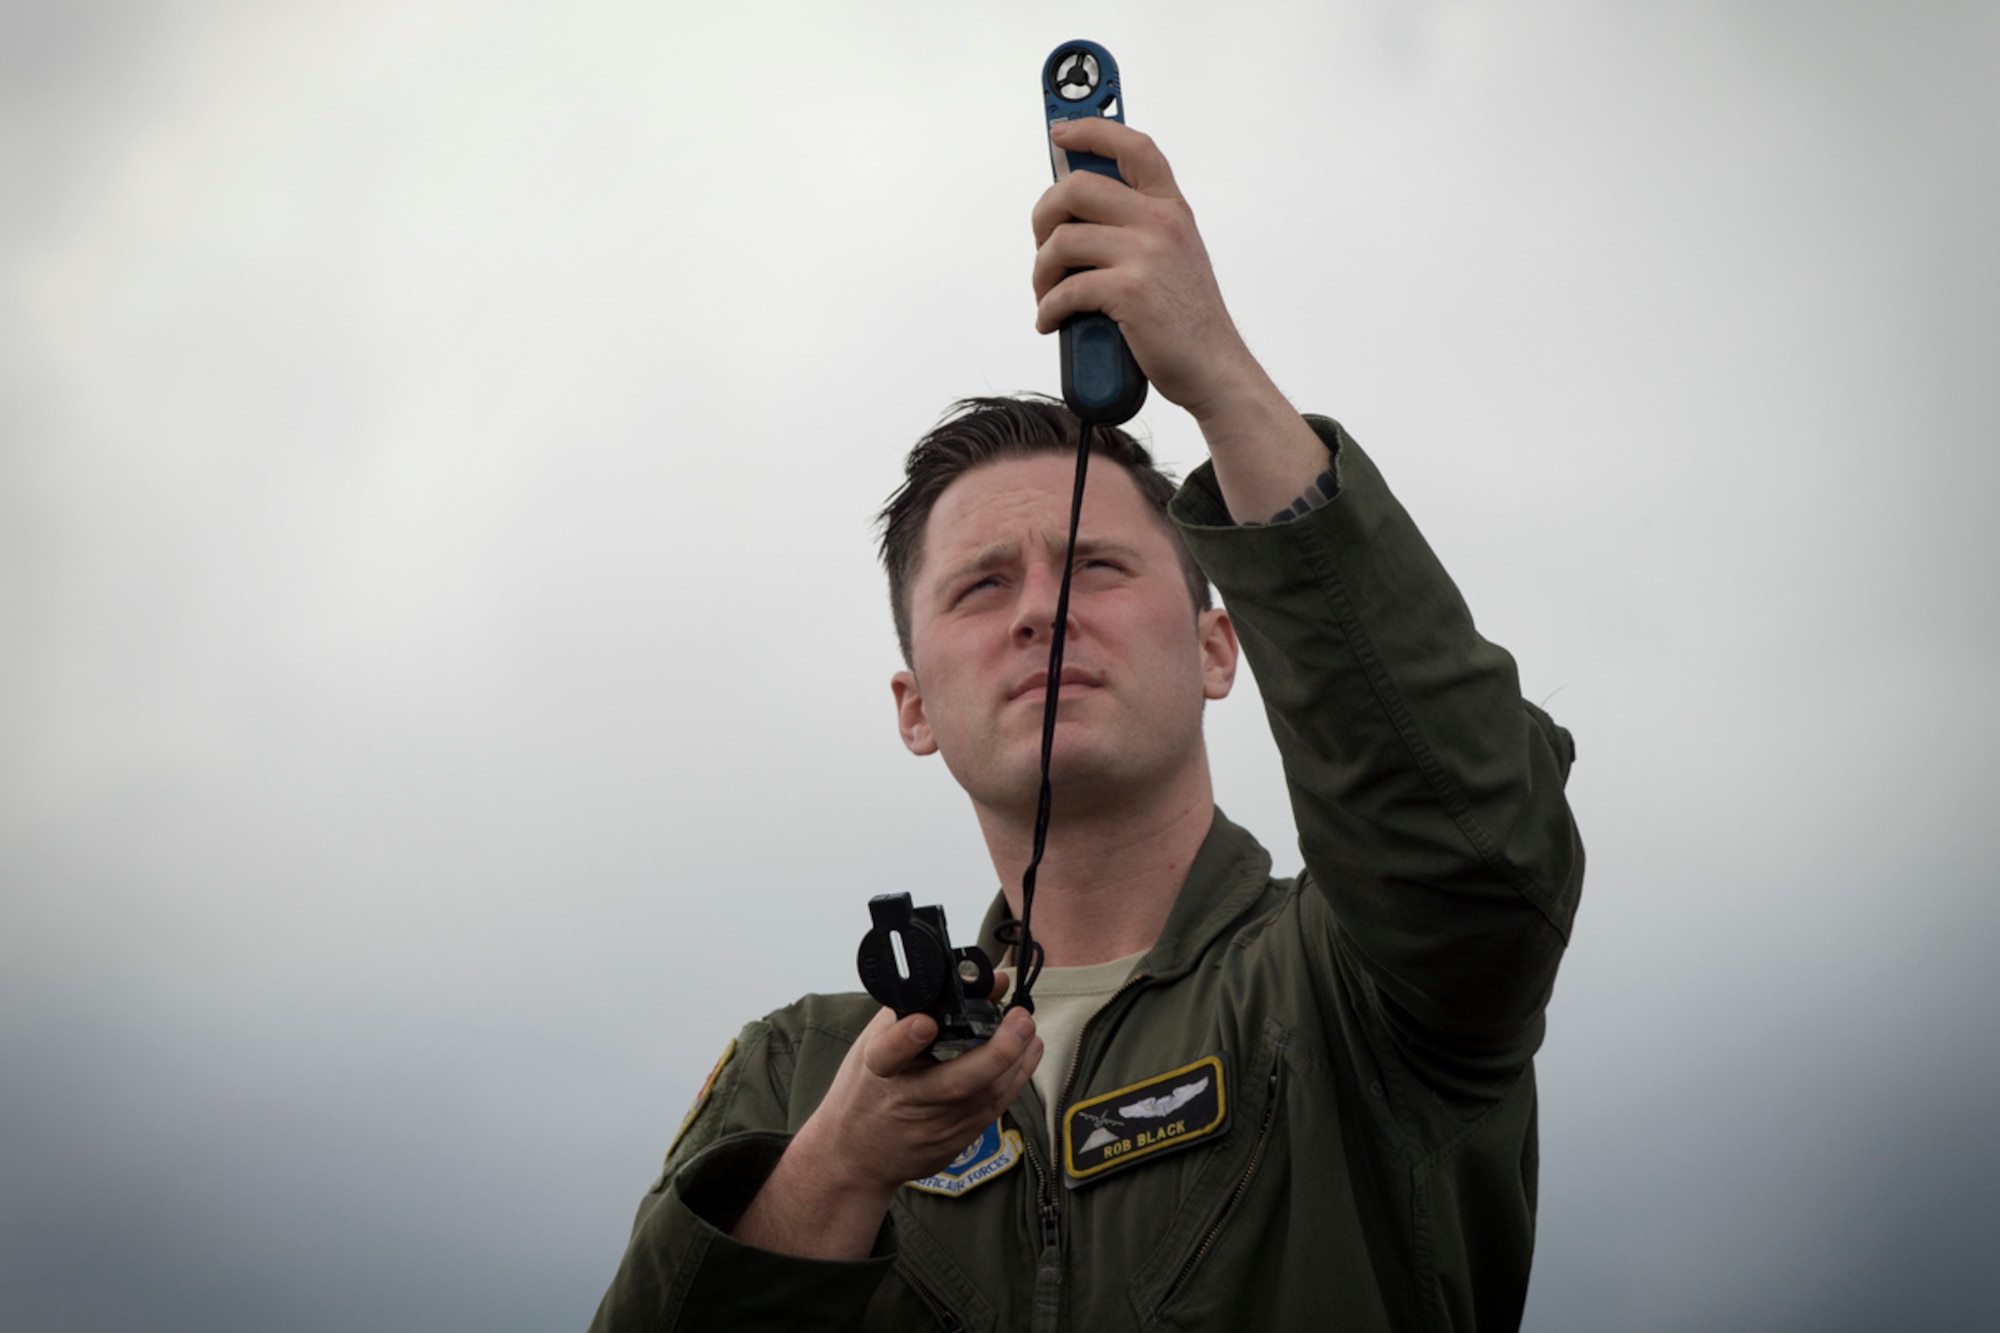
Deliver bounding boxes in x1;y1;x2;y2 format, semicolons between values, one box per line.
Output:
729;993;1041;1261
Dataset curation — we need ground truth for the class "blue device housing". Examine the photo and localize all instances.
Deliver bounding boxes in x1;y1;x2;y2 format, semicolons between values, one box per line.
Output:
1043;40;1148;426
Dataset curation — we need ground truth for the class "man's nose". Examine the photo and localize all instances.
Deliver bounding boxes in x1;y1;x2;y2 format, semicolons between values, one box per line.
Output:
1010;560;1075;646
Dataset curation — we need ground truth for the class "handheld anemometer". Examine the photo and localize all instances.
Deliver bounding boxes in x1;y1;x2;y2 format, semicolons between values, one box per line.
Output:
1042;40;1149;426
857;41;1143;1055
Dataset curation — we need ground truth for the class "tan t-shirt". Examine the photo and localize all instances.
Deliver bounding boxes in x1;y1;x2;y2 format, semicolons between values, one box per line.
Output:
1004;951;1148;1144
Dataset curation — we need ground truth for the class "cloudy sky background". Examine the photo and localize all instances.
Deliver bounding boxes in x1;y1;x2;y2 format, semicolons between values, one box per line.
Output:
4;2;1996;1328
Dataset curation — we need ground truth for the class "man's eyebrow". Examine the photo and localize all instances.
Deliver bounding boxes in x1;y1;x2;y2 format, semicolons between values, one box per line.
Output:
934;541;1020;597
1048;534;1147;564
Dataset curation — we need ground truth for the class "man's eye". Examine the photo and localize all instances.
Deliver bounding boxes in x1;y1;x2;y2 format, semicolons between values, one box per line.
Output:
956;576;1001;602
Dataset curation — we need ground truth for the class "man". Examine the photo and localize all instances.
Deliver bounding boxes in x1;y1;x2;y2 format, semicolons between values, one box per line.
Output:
590;116;1582;1331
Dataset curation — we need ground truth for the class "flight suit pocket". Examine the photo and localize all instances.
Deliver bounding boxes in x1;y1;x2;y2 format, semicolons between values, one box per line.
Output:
876;1194;999;1333
1126;1023;1291;1329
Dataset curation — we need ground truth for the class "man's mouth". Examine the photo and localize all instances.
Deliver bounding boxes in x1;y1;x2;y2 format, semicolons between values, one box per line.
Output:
1009;667;1103;702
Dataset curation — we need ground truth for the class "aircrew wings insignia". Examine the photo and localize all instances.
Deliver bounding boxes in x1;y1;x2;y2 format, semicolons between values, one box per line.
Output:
1063;1053;1229;1187
1120;1076;1209;1119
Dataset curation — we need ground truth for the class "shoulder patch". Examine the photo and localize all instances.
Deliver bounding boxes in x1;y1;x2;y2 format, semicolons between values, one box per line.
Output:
664;1038;737;1165
906;1120;1024;1198
1063;1052;1229;1187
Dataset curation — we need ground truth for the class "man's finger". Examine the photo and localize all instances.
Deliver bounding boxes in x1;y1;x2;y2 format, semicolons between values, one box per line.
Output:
1032;222;1131;304
986;1036;1044;1105
860;1010;937;1080
918;1007;1037;1100
1048;117;1180;201
1030;169;1150;248
969;1004;1037;1069
1035;267;1126;337
1005;1039;1044;1102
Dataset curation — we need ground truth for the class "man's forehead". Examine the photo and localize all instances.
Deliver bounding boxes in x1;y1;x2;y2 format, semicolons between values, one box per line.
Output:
917;454;1157;571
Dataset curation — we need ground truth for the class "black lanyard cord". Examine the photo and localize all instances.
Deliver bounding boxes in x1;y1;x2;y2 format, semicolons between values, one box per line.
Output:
1000;417;1094;1014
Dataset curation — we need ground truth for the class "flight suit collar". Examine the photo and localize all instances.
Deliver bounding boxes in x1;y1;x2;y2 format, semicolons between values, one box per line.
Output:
976;807;1276;984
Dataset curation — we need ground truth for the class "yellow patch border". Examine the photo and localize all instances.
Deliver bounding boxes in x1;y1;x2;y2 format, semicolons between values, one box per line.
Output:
904;1124;1025;1198
664;1037;736;1164
1063;1053;1229;1183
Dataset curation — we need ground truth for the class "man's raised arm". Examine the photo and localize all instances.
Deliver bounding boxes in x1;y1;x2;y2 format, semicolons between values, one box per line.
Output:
1033;114;1583;1088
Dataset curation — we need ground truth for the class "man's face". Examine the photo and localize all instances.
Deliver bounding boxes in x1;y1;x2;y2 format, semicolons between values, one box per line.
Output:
890;453;1237;817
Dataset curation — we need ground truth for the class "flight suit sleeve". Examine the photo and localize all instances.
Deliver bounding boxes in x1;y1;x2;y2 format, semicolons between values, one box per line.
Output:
589;1020;897;1332
1171;416;1584;1097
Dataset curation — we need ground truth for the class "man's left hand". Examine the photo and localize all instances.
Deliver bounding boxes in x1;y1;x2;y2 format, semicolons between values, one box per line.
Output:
1031;118;1259;423
1031;116;1331;524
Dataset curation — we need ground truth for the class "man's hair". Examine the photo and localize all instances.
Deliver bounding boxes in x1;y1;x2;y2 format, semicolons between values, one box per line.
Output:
877;394;1213;665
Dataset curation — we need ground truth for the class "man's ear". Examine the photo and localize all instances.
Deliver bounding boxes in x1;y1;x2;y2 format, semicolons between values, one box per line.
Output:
890;669;938;756
1199;608;1238;701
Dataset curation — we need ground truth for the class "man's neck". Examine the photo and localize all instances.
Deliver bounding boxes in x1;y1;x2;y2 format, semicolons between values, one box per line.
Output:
974;765;1216;969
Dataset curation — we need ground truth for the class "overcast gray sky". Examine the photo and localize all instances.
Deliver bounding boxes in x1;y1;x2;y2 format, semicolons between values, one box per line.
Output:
4;2;1997;1329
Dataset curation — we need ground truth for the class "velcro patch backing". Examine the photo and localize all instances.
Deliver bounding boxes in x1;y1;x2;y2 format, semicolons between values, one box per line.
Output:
1063;1053;1229;1187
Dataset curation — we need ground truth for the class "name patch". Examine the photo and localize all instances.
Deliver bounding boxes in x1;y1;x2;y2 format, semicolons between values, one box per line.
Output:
1064;1053;1229;1187
907;1120;1024;1198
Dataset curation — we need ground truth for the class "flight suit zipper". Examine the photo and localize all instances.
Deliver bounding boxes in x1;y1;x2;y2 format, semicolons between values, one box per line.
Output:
905;1269;964;1332
1022;970;1151;1332
1160;1062;1283;1306
1052;971;1154;1157
1020;1129;1062;1333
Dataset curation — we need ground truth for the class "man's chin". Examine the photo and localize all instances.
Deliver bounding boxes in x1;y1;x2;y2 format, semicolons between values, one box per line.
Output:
940;722;1129;815
987;748;1123;815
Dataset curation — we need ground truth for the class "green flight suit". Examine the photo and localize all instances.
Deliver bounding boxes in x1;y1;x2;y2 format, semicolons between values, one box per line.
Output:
590;417;1584;1331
